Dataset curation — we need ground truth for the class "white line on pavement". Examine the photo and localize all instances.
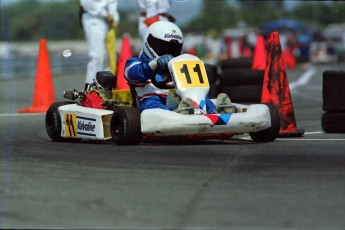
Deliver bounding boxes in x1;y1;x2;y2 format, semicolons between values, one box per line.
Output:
305;131;323;135
277;138;345;141
289;66;317;90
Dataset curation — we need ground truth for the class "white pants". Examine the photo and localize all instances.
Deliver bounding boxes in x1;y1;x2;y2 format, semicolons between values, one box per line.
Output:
82;13;109;84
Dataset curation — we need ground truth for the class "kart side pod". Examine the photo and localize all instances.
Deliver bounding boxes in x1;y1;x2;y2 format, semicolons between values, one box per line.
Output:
58;104;114;140
140;103;280;142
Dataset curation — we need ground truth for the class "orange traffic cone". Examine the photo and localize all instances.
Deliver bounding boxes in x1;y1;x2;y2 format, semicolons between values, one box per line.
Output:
19;39;55;113
283;47;296;69
252;35;266;70
115;36;132;90
261;32;304;137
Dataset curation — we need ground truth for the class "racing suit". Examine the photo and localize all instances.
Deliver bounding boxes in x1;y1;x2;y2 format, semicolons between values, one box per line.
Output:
125;51;216;113
80;0;119;84
137;0;175;38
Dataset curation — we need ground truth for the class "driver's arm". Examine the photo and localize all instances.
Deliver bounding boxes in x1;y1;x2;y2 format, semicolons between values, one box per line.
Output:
124;57;155;83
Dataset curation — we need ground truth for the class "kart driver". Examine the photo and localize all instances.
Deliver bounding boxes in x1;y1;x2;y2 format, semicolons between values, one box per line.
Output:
124;21;236;115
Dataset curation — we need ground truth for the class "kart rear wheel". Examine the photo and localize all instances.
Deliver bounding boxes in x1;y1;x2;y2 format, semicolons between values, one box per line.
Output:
45;102;76;142
110;107;142;145
249;103;280;142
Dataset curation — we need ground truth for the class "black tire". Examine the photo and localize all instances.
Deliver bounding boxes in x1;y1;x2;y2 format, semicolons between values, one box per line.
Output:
322;112;345;133
205;64;221;98
249;103;280;142
221;85;262;103
219;69;264;103
323;70;345;111
220;69;264;85
219;57;253;70
45;102;76;142
208;81;221;99
204;63;219;84
110;107;142;145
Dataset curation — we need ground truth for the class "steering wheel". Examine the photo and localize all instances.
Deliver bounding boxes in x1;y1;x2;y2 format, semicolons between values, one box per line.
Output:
150;65;175;89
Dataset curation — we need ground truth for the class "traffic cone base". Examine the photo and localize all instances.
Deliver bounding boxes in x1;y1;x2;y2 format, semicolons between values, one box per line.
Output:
19;106;50;113
19;39;55;113
279;128;305;137
261;32;303;137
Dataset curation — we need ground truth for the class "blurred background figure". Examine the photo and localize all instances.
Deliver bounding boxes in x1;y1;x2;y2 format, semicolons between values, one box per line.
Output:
79;0;119;85
137;0;175;38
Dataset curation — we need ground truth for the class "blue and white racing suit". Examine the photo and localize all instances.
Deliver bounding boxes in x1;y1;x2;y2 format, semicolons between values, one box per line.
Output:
125;51;216;113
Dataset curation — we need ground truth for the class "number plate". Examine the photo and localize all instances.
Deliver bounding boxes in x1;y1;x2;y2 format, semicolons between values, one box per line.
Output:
172;60;209;88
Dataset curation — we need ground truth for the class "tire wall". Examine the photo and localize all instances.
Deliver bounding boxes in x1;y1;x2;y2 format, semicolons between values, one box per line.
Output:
205;64;220;99
322;70;345;133
219;67;264;103
323;70;345;111
207;57;264;103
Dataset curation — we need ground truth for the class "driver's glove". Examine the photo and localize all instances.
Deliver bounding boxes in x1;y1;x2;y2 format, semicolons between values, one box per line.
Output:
157;54;173;71
148;54;173;72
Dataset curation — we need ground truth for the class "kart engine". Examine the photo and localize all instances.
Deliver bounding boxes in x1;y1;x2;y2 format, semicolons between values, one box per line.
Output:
81;91;104;109
63;71;119;109
64;88;113;109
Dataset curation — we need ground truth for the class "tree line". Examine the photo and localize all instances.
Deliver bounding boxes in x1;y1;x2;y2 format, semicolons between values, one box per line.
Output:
1;0;345;41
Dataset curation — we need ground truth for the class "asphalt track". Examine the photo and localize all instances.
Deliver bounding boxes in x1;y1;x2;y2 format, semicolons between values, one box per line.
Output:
1;62;345;229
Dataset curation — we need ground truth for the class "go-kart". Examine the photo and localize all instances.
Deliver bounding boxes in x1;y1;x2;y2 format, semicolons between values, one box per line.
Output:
46;54;280;145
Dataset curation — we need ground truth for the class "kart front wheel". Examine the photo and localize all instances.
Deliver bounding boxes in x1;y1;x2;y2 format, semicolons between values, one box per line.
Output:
110;107;142;145
45;102;76;142
249;103;280;142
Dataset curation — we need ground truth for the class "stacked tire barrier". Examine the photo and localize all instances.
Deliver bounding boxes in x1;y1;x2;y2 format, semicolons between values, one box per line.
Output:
322;70;345;133
204;63;220;99
219;57;253;70
217;57;265;103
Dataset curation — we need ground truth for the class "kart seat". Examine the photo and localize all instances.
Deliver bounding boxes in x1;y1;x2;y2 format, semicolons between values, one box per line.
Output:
128;82;140;110
96;71;117;90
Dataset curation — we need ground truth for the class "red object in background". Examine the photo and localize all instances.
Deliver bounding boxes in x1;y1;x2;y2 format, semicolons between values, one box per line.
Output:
224;37;232;59
261;32;304;137
239;38;252;58
252;36;267;70
116;36;132;90
241;47;252;57
19;38;55;113
283;47;296;69
187;47;197;56
144;15;160;27
81;92;104;109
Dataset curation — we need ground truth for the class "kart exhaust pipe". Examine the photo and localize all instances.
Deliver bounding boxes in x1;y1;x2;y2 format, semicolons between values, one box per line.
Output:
64;89;79;100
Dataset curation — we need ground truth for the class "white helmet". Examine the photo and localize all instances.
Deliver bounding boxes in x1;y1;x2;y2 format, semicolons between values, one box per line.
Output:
143;21;183;58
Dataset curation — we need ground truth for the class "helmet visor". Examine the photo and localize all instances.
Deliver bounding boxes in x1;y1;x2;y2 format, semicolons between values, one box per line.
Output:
148;33;183;57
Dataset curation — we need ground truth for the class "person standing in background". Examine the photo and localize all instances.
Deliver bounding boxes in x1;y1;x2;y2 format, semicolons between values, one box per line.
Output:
79;0;119;85
137;0;175;38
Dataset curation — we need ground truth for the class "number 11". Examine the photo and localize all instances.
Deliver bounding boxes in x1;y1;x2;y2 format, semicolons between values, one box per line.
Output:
180;63;204;84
